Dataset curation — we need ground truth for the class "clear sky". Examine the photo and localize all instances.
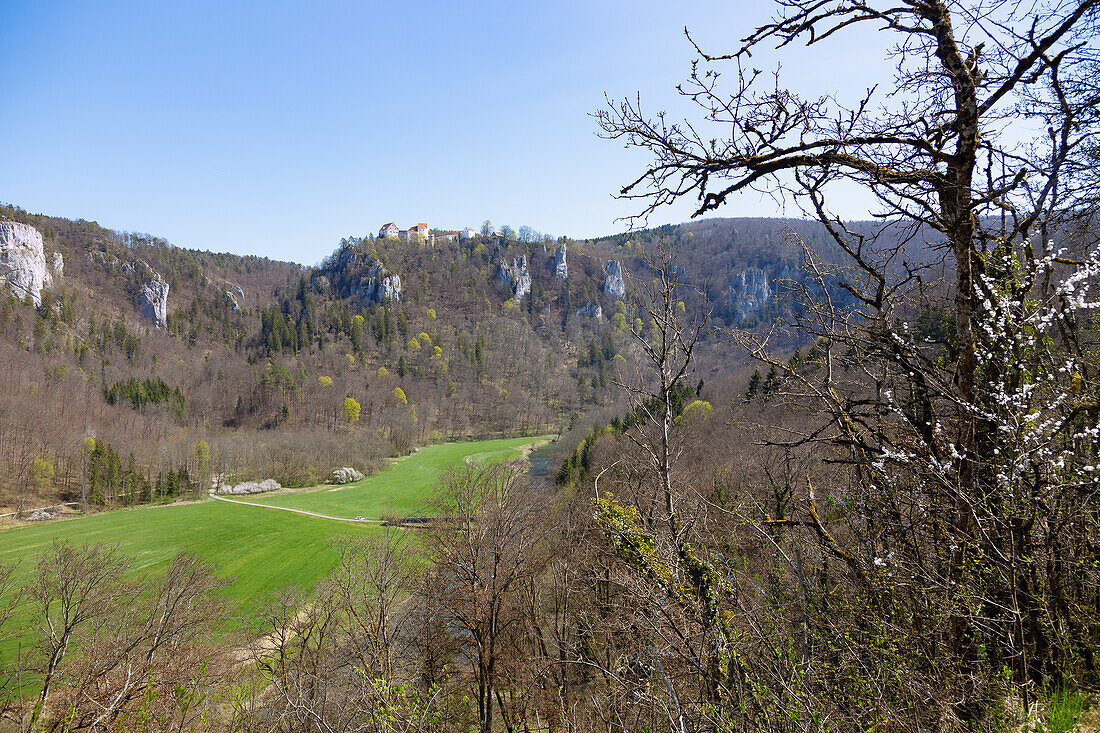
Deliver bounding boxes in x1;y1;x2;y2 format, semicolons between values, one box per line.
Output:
0;1;886;264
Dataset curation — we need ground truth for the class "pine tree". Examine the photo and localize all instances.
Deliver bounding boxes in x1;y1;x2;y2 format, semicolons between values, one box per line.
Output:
745;369;761;400
761;365;780;398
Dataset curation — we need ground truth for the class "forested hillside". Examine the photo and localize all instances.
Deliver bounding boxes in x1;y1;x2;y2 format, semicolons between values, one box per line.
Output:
1;204;910;516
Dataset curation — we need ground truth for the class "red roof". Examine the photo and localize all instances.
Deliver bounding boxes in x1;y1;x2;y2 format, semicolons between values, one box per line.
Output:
411;223;428;231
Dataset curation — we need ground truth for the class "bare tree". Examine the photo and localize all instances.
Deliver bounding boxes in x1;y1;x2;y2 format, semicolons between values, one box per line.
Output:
22;543;230;731
423;461;550;733
597;0;1100;724
246;532;440;733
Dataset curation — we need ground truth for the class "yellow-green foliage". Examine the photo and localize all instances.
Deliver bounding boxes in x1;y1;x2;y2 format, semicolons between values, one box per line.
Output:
676;399;713;426
192;441;211;473
343;396;361;423
31;458;55;493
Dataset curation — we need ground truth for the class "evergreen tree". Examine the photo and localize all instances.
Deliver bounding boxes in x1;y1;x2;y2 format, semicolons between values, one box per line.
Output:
745;369;761;400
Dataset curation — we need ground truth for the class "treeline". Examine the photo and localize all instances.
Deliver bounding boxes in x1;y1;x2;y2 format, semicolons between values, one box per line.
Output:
556;381;697;486
80;438;197;507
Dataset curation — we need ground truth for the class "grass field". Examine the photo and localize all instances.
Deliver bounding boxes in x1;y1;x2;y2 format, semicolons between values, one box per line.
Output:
229;435;545;519
0;436;550;628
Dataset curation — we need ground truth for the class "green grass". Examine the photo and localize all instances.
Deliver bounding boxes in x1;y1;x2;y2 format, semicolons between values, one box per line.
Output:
0;500;364;615
1048;688;1090;733
229;435;548;518
0;436;551;631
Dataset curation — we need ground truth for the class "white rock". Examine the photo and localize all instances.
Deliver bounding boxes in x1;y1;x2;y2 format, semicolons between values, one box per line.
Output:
550;244;568;281
0;221;52;306
496;255;532;302
225;290;240;312
729;267;772;321
379;273;402;303
52;252;64;279
140;274;169;328
603;260;626;300
576;302;602;319
353;259;402;305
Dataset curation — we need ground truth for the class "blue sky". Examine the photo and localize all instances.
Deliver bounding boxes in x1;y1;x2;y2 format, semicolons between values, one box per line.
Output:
0;1;885;264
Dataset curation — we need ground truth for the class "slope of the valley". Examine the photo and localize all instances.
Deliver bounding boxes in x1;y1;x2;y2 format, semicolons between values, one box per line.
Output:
0;203;948;517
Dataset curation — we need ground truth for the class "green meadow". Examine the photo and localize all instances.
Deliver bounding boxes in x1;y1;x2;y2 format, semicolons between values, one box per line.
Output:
229;435;546;518
0;436;551;630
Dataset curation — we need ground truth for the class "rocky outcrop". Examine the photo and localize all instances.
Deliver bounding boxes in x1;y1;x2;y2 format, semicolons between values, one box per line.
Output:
225;291;240;312
0;221;53;306
603;260;626;300
352;259;402;305
331;467;364;484
729;267;771;321
728;266;796;321
233;284;245;299
497;256;532;302
576;302;602;319
378;273;402;303
52;252;64;279
550;244;568;281
140;274;170;329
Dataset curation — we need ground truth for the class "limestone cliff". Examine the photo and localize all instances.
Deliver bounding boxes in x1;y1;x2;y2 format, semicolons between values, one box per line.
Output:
497;255;532;302
603;260;626;301
576;302;602;319
140;274;170;328
728;266;796;321
0;221;52;306
550;244;568;281
352;259;402;305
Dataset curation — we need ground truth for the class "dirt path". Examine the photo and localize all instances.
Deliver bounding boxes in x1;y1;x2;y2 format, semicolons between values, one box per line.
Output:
208;492;381;523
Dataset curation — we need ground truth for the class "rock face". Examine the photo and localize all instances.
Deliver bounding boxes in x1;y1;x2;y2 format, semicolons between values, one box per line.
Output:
0;221;52;306
576;302;602;319
603;260;626;300
218;478;281;495
729;267;774;321
378;273;402;303
352;259;402;305
140;274;170;329
331;467;364;484
550;244;568;281
52;252;64;279
225;291;240;312
496;255;532;302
